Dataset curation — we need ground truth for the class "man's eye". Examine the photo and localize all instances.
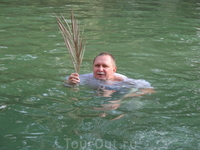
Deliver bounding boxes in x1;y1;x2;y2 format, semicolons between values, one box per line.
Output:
103;65;108;68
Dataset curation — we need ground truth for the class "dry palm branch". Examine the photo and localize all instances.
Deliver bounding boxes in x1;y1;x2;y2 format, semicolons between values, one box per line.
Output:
56;11;85;73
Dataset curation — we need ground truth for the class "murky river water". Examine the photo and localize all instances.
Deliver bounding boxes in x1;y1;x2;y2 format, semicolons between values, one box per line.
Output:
1;0;200;149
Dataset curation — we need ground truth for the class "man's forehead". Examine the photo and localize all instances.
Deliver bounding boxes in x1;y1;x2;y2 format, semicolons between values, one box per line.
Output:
94;55;115;66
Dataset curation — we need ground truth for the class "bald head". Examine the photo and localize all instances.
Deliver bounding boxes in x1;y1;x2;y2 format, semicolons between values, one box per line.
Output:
93;52;116;67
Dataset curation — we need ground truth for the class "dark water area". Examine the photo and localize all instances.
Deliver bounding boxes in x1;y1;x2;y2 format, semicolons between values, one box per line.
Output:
0;0;200;149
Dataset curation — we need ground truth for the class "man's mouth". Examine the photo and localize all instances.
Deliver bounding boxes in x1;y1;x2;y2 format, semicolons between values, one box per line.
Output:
97;72;105;75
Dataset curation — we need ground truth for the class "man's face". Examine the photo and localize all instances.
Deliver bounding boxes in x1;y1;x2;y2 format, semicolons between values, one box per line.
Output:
93;55;116;80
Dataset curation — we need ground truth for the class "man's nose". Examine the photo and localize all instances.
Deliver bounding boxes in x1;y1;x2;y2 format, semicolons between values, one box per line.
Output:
99;66;103;71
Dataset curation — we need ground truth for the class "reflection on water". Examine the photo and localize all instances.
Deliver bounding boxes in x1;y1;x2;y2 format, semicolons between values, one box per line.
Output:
0;0;200;149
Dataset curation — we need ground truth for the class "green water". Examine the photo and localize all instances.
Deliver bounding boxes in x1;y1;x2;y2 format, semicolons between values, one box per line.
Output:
0;0;200;149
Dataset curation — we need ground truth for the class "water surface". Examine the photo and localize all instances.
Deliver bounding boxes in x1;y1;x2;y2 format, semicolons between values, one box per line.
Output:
0;0;200;149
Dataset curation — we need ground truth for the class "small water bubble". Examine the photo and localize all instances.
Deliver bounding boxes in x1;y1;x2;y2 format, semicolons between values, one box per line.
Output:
20;111;28;114
43;93;48;96
58;116;63;119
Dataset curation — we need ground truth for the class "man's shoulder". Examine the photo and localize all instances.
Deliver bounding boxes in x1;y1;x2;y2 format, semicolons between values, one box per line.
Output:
115;73;152;89
114;73;128;80
126;78;152;89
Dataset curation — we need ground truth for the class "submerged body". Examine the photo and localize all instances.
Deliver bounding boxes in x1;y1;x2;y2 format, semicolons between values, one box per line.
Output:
66;52;155;114
66;52;155;97
65;73;152;95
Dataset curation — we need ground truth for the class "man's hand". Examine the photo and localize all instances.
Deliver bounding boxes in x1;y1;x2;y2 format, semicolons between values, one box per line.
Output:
67;73;80;85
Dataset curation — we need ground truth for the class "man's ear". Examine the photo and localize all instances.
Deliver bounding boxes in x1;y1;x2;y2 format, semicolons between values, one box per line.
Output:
113;66;117;73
